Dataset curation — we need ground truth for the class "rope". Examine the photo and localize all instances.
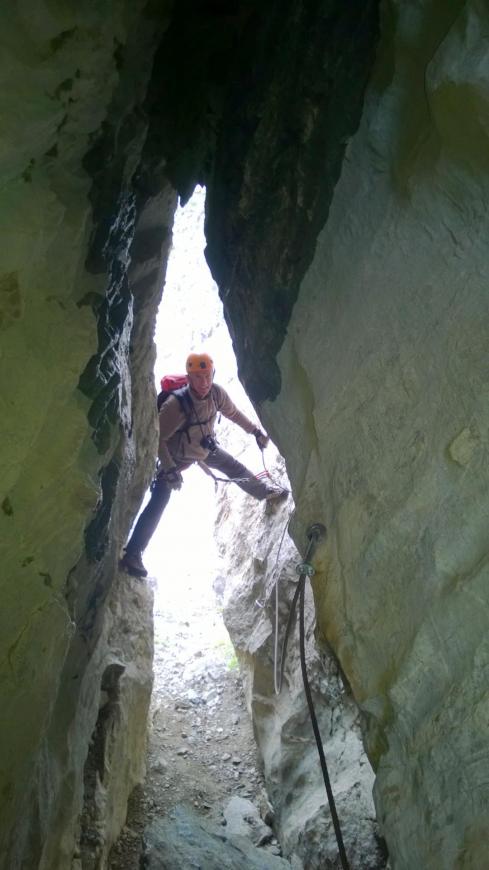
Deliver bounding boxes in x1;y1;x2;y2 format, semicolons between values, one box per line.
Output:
272;515;294;695
259;445;283;488
198;463;269;486
274;533;315;696
198;444;277;487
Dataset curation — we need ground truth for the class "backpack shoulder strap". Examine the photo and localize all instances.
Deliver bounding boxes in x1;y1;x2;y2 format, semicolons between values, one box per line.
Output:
155;386;192;444
173;384;190;406
156;389;168;411
172;385;193;422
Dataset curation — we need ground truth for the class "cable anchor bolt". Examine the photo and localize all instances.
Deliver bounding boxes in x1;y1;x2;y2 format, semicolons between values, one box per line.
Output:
296;561;315;577
307;523;327;543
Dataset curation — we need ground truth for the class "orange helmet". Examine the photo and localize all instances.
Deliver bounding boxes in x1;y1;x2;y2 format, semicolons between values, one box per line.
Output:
186;352;214;375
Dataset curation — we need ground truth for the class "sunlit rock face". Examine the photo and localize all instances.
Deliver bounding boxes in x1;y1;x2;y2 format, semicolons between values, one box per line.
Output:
207;2;489;868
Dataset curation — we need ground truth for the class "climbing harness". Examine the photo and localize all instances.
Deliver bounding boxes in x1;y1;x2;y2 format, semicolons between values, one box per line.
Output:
273;522;350;870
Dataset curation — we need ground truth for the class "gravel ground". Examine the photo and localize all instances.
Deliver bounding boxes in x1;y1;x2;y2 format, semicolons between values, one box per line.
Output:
108;566;270;869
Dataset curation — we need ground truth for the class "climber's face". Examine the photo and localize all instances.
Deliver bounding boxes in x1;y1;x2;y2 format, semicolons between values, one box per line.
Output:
188;369;213;398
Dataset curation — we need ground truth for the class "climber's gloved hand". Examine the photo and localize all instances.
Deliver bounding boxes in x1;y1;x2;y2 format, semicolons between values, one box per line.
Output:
158;466;183;490
253;428;269;450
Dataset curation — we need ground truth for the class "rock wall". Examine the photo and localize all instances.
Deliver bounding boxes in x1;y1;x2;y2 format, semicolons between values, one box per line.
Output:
206;1;489;867
216;474;386;869
0;3;173;867
204;0;379;401
1;0;487;867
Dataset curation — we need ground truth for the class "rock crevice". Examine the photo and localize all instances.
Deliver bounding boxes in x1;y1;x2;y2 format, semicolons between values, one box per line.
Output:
1;1;488;867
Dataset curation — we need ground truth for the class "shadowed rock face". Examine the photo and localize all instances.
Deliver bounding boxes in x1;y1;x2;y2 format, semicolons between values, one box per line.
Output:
205;0;380;403
144;0;380;402
223;3;489;869
0;2;172;867
1;1;487;868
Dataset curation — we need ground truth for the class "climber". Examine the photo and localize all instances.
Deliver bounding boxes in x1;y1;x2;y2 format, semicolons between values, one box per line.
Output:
120;351;288;577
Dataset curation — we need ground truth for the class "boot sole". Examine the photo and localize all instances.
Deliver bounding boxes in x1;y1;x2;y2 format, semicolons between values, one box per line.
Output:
119;559;148;578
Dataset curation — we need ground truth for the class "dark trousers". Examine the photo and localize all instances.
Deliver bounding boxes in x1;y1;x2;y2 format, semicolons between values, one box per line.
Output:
126;446;271;554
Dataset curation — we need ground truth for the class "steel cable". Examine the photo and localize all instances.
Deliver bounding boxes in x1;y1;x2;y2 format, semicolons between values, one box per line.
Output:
273;524;350;869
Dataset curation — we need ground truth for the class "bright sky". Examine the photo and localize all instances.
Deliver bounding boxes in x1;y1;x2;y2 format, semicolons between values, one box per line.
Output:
143;186;263;620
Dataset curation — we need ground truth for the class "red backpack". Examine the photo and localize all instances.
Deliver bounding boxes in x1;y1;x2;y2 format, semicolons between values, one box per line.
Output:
157;374;188;409
156;374;193;445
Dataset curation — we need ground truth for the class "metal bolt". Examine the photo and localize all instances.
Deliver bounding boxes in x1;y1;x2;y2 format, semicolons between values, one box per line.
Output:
296;561;315;577
307;523;327;543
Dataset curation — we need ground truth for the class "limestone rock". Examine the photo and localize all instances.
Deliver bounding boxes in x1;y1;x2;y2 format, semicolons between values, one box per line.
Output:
223;795;273;846
142;805;292;870
267;4;489;866
1;2;487;868
77;573;154;870
0;2;172;866
205;2;489;867
216;474;384;870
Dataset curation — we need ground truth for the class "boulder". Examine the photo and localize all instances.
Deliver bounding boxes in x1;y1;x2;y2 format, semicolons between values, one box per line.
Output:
142;805;292;870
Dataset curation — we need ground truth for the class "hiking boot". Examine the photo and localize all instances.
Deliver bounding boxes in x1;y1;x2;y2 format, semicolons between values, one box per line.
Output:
119;549;148;578
265;485;289;502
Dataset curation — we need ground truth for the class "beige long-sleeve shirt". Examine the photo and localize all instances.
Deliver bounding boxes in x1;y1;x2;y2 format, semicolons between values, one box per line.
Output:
158;383;257;471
